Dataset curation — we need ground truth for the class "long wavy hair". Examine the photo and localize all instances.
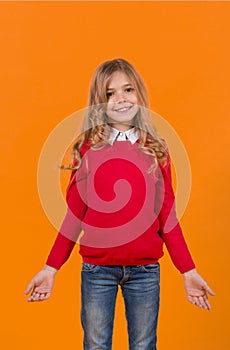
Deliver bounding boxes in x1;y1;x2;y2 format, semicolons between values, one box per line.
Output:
61;58;168;174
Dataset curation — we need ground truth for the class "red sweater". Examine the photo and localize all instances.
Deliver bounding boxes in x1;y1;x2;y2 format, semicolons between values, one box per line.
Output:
46;140;195;273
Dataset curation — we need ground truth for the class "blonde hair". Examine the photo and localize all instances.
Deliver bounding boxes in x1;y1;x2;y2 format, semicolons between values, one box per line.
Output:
61;58;168;174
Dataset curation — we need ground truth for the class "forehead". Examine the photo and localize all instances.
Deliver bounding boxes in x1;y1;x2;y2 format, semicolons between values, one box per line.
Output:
107;71;133;89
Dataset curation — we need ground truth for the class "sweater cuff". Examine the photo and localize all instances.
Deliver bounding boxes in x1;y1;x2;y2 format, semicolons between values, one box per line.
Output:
46;233;76;270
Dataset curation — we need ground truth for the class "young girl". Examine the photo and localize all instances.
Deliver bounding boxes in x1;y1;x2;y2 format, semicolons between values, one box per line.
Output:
25;58;215;350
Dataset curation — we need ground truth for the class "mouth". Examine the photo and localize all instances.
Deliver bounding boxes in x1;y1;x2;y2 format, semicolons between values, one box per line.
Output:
113;105;133;113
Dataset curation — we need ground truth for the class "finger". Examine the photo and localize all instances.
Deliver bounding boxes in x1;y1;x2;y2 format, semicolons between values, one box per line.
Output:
34;287;51;295
39;293;49;301
34;287;42;294
203;294;211;310
26;290;51;302
193;296;202;308
39;293;45;299
26;296;33;302
26;292;37;302
42;292;51;300
203;283;215;296
27;295;43;302
39;293;50;301
198;296;208;310
45;292;51;299
28;298;42;303
31;292;41;301
187;295;195;305
25;280;34;295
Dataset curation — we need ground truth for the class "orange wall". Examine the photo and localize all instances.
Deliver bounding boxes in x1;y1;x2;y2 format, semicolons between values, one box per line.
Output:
0;2;229;349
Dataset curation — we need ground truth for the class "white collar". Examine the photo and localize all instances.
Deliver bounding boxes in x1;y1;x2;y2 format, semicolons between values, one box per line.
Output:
108;126;139;145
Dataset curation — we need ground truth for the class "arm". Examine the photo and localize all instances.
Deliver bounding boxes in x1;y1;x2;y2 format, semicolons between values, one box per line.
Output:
155;148;195;273
45;159;88;269
156;146;215;309
25;145;89;302
46;143;90;269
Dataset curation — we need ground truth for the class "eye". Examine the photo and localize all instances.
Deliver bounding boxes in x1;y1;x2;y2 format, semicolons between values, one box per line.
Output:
125;87;135;93
106;91;114;98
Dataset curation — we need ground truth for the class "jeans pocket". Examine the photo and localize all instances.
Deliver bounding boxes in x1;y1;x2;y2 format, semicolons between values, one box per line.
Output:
141;263;160;273
81;262;100;273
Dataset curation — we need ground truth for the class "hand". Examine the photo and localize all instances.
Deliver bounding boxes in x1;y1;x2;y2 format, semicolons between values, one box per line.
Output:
183;268;215;310
25;265;58;302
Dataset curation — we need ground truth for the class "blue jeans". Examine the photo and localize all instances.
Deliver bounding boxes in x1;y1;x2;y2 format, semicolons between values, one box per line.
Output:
81;263;160;350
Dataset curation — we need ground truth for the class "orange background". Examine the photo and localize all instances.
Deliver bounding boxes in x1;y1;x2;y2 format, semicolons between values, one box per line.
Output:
0;1;229;349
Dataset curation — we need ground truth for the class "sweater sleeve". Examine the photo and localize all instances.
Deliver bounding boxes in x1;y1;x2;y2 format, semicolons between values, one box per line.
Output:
46;148;89;270
155;146;195;273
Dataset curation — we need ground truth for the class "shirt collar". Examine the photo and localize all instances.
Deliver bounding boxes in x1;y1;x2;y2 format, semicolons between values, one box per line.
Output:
108;126;139;145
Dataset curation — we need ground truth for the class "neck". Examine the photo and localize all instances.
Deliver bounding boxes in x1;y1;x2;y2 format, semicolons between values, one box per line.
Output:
109;123;133;132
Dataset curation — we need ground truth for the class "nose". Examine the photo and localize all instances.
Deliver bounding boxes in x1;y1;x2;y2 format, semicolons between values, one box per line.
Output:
114;91;127;103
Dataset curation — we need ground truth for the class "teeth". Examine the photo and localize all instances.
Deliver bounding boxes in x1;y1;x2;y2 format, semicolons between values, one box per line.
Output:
116;107;130;112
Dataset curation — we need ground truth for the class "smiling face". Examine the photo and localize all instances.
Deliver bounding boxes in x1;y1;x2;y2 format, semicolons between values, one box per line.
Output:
106;71;139;131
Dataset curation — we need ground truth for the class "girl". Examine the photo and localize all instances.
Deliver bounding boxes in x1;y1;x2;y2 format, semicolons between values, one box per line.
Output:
25;58;215;350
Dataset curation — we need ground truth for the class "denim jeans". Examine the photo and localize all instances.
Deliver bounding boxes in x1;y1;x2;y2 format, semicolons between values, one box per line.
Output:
81;262;160;350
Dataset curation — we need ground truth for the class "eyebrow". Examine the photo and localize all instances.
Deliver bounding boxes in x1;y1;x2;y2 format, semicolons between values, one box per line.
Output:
106;83;133;91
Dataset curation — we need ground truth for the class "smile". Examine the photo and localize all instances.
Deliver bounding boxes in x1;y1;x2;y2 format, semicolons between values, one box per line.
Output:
114;105;133;113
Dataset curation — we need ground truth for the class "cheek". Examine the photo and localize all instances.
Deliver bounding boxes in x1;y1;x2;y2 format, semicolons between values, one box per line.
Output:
132;104;140;115
128;92;138;103
106;102;113;113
